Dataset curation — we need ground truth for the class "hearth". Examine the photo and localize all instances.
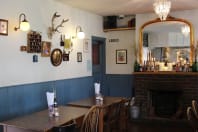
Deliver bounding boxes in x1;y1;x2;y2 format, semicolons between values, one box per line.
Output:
148;90;183;119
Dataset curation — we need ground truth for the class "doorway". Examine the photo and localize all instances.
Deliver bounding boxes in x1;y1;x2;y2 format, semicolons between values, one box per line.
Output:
91;36;106;94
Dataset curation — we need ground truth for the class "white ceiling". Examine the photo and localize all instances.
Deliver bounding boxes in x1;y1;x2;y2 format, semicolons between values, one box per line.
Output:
56;0;198;16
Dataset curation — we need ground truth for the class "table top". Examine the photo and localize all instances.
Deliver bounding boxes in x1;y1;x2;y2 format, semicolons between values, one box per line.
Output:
67;96;124;108
0;106;89;132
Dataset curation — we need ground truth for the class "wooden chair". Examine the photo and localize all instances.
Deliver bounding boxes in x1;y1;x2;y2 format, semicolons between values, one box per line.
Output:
119;98;131;132
104;99;123;132
80;105;101;132
187;106;198;132
52;119;77;132
192;100;198;119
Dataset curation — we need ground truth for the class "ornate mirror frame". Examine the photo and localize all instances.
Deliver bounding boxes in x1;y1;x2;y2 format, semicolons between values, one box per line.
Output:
139;16;194;65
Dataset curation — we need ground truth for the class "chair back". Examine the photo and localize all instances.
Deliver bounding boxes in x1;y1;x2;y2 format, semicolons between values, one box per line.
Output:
52;119;77;132
192;100;198;119
81;105;101;132
103;99;123;132
187;106;198;132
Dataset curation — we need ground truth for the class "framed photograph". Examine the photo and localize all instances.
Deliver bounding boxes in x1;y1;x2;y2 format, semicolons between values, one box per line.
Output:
116;49;127;64
83;39;90;53
41;41;51;57
0;19;8;36
77;52;82;62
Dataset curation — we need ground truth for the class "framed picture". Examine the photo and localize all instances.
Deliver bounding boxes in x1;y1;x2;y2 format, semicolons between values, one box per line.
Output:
41;41;51;57
116;49;127;64
77;52;82;62
0;19;8;36
83;39;90;53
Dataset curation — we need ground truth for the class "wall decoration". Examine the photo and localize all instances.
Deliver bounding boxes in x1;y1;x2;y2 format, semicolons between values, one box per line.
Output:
83;39;90;53
116;49;127;64
27;31;42;53
77;52;82;62
62;50;69;61
51;48;62;66
20;46;27;51
0;19;8;36
47;12;69;39
33;55;38;63
41;41;51;57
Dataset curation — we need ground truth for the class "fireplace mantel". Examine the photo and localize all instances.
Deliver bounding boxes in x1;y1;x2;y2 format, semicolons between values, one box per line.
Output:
133;72;198;75
133;72;198;120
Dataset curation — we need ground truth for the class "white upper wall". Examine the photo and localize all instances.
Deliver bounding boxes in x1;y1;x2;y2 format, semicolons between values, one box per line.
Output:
0;0;105;87
106;30;136;74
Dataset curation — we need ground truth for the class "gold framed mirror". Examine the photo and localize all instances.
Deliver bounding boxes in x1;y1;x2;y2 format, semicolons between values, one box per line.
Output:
139;16;194;65
51;48;63;66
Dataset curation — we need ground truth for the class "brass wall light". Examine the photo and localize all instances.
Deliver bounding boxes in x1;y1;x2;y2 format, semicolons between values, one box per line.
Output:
14;13;30;31
73;26;85;39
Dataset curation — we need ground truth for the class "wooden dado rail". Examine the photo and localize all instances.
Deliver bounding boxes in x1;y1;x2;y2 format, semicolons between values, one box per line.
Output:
132;72;198;119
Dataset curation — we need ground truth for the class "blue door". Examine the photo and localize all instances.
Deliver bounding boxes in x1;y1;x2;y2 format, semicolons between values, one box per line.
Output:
92;36;106;95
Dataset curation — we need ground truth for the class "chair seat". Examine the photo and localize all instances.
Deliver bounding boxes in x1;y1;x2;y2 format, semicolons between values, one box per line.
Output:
52;119;77;132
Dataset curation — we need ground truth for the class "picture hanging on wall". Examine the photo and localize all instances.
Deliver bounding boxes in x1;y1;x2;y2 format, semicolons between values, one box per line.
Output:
0;19;8;36
77;52;82;62
83;39;90;53
41;41;51;57
116;49;127;64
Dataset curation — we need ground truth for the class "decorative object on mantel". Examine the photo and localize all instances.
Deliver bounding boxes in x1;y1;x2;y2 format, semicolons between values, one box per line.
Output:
27;30;42;53
14;13;30;31
47;12;69;39
153;0;171;21
0;19;8;36
192;41;198;72
50;48;63;66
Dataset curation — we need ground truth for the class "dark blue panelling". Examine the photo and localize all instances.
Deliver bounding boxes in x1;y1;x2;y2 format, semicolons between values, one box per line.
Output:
105;74;133;98
0;76;93;122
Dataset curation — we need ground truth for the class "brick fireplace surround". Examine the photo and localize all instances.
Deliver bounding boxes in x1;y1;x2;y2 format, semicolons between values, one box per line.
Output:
133;72;198;120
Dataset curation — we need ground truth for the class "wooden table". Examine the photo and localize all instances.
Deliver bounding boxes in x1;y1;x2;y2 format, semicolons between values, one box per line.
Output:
67;96;124;132
67;96;124;108
0;106;89;132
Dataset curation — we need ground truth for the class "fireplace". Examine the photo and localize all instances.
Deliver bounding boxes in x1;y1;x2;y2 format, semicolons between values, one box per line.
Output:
133;72;198;120
148;90;183;119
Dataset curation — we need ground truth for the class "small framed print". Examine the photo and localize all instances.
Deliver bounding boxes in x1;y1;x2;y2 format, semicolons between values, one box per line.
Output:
77;52;82;62
41;41;51;57
116;49;127;64
0;19;8;36
83;39;90;53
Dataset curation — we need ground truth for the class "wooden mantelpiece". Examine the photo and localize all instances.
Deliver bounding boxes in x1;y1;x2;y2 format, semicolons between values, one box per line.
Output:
133;71;198;75
133;72;198;120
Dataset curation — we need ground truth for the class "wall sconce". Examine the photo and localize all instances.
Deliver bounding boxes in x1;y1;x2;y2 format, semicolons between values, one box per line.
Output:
14;13;30;31
73;26;85;39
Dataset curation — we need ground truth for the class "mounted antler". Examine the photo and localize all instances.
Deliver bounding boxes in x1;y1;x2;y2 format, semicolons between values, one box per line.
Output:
47;12;69;39
54;19;69;33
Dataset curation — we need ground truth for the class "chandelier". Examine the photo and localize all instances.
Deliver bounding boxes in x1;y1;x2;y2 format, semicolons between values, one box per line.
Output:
153;0;171;21
181;25;190;37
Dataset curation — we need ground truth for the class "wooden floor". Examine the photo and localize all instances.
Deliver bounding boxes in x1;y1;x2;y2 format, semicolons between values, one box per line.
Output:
127;119;194;132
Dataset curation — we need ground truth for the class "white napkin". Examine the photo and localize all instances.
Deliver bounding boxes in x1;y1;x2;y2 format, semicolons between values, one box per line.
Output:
46;92;54;107
94;82;100;95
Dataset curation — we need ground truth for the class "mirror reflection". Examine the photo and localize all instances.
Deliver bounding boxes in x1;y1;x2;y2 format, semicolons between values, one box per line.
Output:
139;16;194;71
143;21;190;63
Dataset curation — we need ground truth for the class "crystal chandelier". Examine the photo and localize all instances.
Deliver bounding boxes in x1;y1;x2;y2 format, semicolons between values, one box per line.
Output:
181;25;190;37
153;0;171;21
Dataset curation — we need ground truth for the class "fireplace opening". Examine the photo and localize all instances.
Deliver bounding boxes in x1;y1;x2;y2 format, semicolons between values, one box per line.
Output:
149;90;183;119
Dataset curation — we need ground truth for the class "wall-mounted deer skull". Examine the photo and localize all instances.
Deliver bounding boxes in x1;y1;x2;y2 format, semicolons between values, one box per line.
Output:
47;12;69;39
